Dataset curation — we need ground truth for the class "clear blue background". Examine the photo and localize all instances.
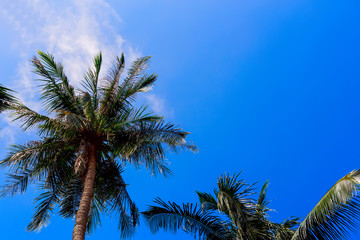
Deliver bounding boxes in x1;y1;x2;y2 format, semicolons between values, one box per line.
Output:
1;0;360;239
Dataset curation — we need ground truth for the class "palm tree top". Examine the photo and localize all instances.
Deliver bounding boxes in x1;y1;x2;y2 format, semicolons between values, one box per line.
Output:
1;51;197;239
144;171;360;240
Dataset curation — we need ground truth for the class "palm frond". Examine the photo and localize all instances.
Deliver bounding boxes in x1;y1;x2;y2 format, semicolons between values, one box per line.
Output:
273;217;300;240
10;104;74;137
216;173;256;214
110;105;162;130
256;180;271;214
26;189;59;231
292;170;360;240
0;84;16;111
143;198;229;240
116;202;139;239
125;142;172;177
100;56;155;121
0;138;76;172
119;73;157;100
197;191;218;211
31;51;81;114
82;92;97;125
100;53;125;116
82;52;102;110
86;196;103;234
59;178;82;219
0;169;34;197
123;56;151;87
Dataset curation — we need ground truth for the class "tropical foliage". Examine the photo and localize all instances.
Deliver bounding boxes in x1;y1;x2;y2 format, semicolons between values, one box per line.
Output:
0;84;15;111
143;173;299;240
0;51;197;240
143;170;360;240
293;170;360;240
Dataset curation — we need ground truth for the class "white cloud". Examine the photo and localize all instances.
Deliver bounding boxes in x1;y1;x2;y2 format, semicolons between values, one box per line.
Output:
0;0;174;142
0;0;139;95
0;0;145;140
144;94;174;118
0;126;16;145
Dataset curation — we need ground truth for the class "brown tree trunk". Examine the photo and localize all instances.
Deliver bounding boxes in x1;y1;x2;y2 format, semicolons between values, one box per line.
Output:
72;144;97;240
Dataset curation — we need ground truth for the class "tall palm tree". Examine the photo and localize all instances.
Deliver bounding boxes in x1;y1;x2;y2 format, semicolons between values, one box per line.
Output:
143;170;360;240
0;51;197;240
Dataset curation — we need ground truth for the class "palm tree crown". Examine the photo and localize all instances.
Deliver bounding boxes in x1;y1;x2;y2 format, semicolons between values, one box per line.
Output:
143;173;299;240
0;51;197;240
143;170;360;240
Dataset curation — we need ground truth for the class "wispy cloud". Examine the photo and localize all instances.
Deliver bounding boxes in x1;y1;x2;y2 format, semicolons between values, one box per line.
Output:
0;0;172;141
144;94;174;118
0;0;140;98
0;0;143;140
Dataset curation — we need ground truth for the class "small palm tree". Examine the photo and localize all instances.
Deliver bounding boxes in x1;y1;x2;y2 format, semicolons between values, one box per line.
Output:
143;170;360;240
0;51;197;240
143;173;299;240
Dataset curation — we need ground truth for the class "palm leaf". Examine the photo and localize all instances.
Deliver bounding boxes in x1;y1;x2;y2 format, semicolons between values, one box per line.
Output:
26;189;59;231
82;52;102;110
100;53;125;116
292;170;360;240
143;198;230;240
0;84;16;111
273;217;300;240
256;180;271;215
197;191;218;211
31;51;81;114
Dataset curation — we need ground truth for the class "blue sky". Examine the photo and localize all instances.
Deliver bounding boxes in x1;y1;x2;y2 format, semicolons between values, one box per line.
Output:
1;0;360;239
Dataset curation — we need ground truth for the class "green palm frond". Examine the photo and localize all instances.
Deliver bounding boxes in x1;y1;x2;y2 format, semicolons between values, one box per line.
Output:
119;73;157;101
100;54;125;116
31;51;81;114
110;105;162;130
197;191;218;211
256;180;271;214
125;143;172;177
100;56;155;121
86;196;103;234
273;217;300;240
82;52;102;110
143;198;230;240
216;173;256;216
216;173;266;240
59;178;82;218
26;190;59;231
115;202;139;238
123;56;151;85
10;104;74;137
292;170;360;240
0;84;16;111
0;169;33;197
1;138;77;173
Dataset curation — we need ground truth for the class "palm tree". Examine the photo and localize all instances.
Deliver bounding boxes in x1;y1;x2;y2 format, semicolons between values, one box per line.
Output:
143;173;299;240
0;51;197;240
143;170;360;240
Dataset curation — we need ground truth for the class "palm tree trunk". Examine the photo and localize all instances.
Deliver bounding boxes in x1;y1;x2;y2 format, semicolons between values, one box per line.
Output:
72;144;97;240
